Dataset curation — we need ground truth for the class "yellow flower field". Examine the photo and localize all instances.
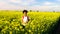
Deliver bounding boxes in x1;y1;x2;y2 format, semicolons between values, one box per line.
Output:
0;11;60;34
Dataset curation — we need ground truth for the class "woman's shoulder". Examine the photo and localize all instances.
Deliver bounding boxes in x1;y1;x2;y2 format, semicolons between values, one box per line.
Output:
27;15;29;17
22;16;24;19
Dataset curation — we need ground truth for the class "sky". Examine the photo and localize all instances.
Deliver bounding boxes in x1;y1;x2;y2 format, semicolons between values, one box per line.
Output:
0;0;60;11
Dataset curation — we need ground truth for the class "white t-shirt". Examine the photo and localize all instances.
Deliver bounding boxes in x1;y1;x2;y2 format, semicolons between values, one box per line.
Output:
22;16;28;26
23;16;28;23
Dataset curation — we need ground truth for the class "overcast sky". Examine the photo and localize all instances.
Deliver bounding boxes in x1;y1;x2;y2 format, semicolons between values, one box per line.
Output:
0;0;60;11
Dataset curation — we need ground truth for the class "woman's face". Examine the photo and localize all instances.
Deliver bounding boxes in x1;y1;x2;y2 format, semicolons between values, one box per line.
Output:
24;12;27;16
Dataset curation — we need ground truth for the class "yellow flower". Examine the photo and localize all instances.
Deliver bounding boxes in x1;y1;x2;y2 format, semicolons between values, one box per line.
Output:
20;26;23;29
29;30;31;32
10;31;12;34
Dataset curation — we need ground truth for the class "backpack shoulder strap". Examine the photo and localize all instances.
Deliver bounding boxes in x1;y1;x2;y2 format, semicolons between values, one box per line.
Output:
27;16;29;21
22;16;24;19
27;16;29;19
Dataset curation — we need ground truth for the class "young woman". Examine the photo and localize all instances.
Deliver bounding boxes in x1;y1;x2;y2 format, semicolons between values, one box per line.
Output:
22;10;30;28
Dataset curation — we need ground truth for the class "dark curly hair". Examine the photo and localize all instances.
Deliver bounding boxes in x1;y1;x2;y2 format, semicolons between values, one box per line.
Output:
23;10;28;13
